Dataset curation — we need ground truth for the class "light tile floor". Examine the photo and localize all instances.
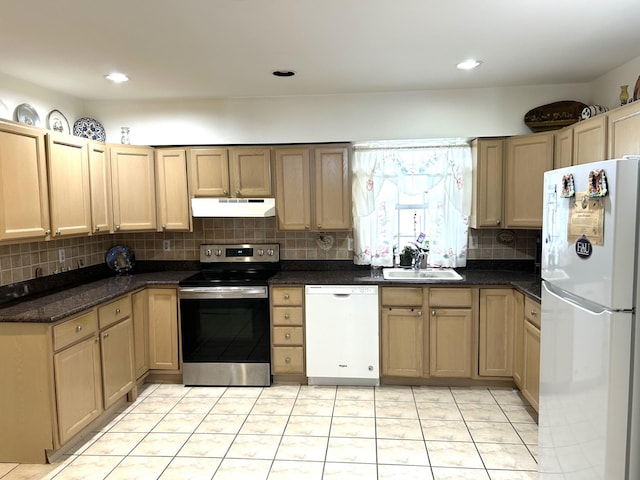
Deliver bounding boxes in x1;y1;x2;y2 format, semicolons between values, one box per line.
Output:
0;384;538;480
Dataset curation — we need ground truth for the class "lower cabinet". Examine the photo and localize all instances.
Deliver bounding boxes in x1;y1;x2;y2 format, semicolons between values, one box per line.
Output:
270;286;305;376
147;288;179;370
100;317;135;409
513;293;541;412
512;291;525;387
478;288;514;377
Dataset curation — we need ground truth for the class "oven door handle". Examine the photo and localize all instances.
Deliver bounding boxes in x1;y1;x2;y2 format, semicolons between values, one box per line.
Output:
179;287;269;299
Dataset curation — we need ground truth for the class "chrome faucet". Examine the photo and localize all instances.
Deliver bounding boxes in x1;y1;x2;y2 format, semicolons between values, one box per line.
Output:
414;252;428;270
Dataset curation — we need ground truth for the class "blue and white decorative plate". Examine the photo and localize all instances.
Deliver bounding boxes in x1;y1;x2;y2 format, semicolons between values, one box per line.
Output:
73;116;106;141
105;245;135;275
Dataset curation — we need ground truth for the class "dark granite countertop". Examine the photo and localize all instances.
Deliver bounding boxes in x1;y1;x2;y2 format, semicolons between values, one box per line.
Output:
269;269;542;302
0;271;194;324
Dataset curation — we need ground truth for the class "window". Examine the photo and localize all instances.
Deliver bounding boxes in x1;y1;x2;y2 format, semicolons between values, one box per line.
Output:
352;141;472;268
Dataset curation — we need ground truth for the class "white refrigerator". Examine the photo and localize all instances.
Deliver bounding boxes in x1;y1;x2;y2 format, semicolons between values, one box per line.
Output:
540;157;640;479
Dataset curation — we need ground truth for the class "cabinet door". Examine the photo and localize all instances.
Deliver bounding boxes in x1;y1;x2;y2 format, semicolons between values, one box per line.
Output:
188;148;230;197
46;133;92;237
504;133;554;228
132;290;149;379
573;115;607;165
230;148;272;197
100;317;135;409
512;291;525;389
381;307;423;377
0;121;50;241
479;289;514;377
554;128;573;169
314;146;351;230
88;142;113;234
147;288;179;370
608;101;640;158
429;308;473;378
523;320;540;412
111;146;157;232
54;336;103;445
274;148;312;231
155;149;191;232
470;138;504;228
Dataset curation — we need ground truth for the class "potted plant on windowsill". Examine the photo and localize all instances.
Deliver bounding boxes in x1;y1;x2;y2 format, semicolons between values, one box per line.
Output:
399;245;417;267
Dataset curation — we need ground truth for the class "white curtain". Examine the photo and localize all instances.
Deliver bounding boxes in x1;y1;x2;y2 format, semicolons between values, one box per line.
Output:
352;143;472;268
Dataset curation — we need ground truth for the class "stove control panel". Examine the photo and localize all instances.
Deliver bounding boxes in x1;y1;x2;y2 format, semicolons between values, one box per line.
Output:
200;243;280;263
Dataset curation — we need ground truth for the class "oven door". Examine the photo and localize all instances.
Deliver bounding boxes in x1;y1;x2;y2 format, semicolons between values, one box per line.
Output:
179;286;271;386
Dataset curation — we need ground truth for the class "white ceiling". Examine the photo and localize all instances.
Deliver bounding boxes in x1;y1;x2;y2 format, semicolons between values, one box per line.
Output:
1;0;639;101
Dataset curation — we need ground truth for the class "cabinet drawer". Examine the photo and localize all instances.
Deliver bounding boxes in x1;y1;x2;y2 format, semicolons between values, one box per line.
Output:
429;288;472;308
272;347;304;374
273;326;303;346
98;295;132;329
272;306;304;326
381;287;423;307
524;296;541;329
271;286;303;306
53;309;98;351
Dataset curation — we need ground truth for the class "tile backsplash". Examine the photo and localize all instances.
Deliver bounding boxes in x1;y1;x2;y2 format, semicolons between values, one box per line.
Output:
0;219;539;287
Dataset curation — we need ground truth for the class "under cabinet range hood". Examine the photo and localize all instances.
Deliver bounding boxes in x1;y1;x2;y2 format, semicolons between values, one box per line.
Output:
191;197;276;218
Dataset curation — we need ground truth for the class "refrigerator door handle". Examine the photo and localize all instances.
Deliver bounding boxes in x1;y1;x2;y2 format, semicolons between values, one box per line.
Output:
543;281;612;315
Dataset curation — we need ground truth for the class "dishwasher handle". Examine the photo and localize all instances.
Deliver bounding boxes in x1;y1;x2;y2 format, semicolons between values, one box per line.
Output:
305;285;378;296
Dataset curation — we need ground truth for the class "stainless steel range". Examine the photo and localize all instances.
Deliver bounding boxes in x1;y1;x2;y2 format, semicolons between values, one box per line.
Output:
179;243;280;386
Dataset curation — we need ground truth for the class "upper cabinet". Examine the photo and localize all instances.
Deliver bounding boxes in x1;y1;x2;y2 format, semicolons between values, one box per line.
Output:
0;120;50;241
504;132;554;228
572;114;607;165
470;138;504;228
554;127;573;169
274;144;351;231
110;145;157;232
608;101;640;158
155;149;191;232
87;142;113;234
188;147;272;198
46;133;92;238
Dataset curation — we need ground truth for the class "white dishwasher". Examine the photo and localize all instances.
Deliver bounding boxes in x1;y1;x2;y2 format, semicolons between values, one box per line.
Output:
305;285;379;386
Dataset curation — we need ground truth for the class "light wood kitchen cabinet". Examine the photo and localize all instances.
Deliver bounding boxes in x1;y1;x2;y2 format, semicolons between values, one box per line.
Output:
188;148;230;197
554;127;573;169
132;289;150;379
608;101;640;158
88;142;113;234
110;145;157;232
573;115;607;165
380;287;424;378
52;310;102;446
274;144;351;231
46;133;92;238
155;149;191;232
147;288;180;370
0;120;50;241
428;288;474;378
479;288;514;377
522;296;541;412
504;132;554;228
512;290;525;388
470;138;504;228
230;147;273;197
270;286;305;375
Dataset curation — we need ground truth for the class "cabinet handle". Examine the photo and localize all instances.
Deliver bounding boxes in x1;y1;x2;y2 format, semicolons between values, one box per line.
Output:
530;310;537;316
223;190;228;195
45;229;51;236
55;228;61;236
76;324;83;332
115;307;121;315
317;224;322;229
284;333;291;340
285;357;291;364
496;219;501;225
235;190;241;195
283;294;290;300
94;226;100;232
418;311;422;317
284;313;290;319
115;225;121;231
431;310;436;316
103;332;109;339
95;337;99;343
305;225;310;230
162;224;167;230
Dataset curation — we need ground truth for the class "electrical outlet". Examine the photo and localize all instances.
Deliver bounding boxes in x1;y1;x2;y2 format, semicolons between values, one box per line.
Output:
469;232;478;249
163;240;170;252
58;248;66;262
347;237;354;251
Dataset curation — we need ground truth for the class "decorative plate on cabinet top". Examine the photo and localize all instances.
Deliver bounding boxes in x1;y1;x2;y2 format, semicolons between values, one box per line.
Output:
0;99;9;120
73;116;106;141
46;109;70;134
14;103;41;126
105;245;135;275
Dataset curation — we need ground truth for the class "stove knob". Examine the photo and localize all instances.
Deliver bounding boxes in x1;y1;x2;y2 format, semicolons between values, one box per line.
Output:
257;249;264;256
204;249;212;257
215;249;223;256
267;249;274;256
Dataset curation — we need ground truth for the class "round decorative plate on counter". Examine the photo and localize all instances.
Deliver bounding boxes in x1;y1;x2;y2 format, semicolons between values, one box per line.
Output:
73;116;106;141
105;245;135;275
14;103;41;126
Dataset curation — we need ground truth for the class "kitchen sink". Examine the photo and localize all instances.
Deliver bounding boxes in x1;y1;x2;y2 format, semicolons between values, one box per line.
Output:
382;267;463;281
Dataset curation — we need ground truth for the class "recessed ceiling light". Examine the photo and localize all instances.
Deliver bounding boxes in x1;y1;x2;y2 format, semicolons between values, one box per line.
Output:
272;70;296;77
105;72;129;83
456;59;482;71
